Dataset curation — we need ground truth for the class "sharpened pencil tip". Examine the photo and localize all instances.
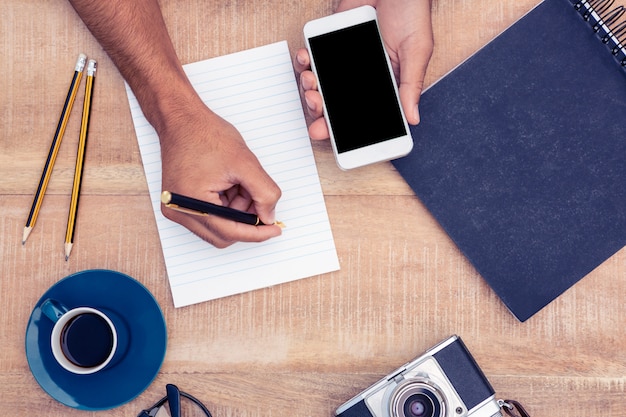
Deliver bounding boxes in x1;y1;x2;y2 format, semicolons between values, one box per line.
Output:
22;226;32;245
64;242;73;261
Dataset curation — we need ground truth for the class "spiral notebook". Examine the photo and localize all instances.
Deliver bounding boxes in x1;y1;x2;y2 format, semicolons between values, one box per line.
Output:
392;0;626;321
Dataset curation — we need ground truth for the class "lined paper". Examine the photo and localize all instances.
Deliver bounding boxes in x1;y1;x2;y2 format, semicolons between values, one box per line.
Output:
126;41;339;307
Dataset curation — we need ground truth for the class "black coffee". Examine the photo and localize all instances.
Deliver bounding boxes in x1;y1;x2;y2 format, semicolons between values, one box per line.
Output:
60;312;114;368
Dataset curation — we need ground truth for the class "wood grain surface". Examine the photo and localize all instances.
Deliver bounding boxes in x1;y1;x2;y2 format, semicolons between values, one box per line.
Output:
1;0;624;416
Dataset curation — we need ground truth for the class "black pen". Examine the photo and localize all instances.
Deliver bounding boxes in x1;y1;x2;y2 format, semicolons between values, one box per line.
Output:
161;191;285;228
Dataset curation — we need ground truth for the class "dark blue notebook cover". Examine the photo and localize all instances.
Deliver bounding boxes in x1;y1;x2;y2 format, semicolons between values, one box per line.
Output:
392;0;626;321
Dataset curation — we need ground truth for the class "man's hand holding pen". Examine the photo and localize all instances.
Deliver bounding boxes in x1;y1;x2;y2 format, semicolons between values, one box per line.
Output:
161;191;285;228
158;105;283;249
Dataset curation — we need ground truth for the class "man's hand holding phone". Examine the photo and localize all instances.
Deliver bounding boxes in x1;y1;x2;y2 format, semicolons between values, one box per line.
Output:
296;0;433;149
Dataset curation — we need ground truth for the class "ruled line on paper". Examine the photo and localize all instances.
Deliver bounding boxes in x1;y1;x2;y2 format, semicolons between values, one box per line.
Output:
125;41;340;307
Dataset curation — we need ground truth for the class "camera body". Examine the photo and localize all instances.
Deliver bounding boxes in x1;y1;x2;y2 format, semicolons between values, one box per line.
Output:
336;336;502;417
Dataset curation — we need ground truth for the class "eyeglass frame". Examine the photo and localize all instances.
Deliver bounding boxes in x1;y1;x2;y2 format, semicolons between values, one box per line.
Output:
138;384;213;417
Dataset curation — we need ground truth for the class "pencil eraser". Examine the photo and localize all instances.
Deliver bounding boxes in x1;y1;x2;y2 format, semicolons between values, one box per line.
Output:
76;53;87;72
87;59;97;76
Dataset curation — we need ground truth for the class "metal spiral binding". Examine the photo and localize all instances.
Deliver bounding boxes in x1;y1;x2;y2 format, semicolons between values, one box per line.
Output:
594;6;624;31
573;0;626;66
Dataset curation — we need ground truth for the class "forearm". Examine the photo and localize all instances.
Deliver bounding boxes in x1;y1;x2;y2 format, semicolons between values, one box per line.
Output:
68;0;202;136
68;0;282;247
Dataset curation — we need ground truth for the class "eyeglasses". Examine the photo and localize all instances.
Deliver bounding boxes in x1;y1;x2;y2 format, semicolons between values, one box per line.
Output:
138;384;213;417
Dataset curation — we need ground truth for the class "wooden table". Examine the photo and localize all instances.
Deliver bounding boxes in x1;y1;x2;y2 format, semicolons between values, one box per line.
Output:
2;1;625;415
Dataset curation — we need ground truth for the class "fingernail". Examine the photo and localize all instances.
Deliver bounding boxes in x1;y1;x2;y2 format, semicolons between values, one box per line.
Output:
301;75;313;91
304;95;315;113
414;104;421;124
296;51;307;66
265;210;276;225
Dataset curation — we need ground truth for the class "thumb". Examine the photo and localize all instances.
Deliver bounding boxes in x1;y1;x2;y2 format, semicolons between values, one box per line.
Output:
237;164;282;225
335;0;377;13
397;38;433;125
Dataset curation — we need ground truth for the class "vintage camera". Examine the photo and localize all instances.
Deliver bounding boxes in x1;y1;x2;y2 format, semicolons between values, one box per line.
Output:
336;336;502;417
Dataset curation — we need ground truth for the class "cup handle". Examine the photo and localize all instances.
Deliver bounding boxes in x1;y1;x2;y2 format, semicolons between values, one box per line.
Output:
40;298;68;323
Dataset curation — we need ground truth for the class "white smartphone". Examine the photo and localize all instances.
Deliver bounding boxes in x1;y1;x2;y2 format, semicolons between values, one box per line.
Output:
303;5;413;170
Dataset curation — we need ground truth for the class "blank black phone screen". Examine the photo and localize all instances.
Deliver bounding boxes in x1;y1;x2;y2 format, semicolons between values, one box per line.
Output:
308;20;407;153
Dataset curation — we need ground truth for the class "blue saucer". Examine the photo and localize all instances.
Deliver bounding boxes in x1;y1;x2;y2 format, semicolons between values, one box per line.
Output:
25;269;167;410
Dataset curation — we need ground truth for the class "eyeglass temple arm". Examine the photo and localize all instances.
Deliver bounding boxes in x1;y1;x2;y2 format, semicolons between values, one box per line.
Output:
167;384;182;417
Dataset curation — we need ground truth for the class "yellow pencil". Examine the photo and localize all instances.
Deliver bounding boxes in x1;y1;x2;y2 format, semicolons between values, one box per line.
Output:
22;53;87;244
65;59;96;261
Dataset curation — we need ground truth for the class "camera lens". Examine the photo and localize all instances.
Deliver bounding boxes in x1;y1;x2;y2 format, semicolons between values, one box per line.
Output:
390;379;445;417
404;393;436;417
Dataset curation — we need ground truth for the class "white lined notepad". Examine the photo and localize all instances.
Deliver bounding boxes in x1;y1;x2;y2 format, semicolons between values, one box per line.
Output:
126;41;339;307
